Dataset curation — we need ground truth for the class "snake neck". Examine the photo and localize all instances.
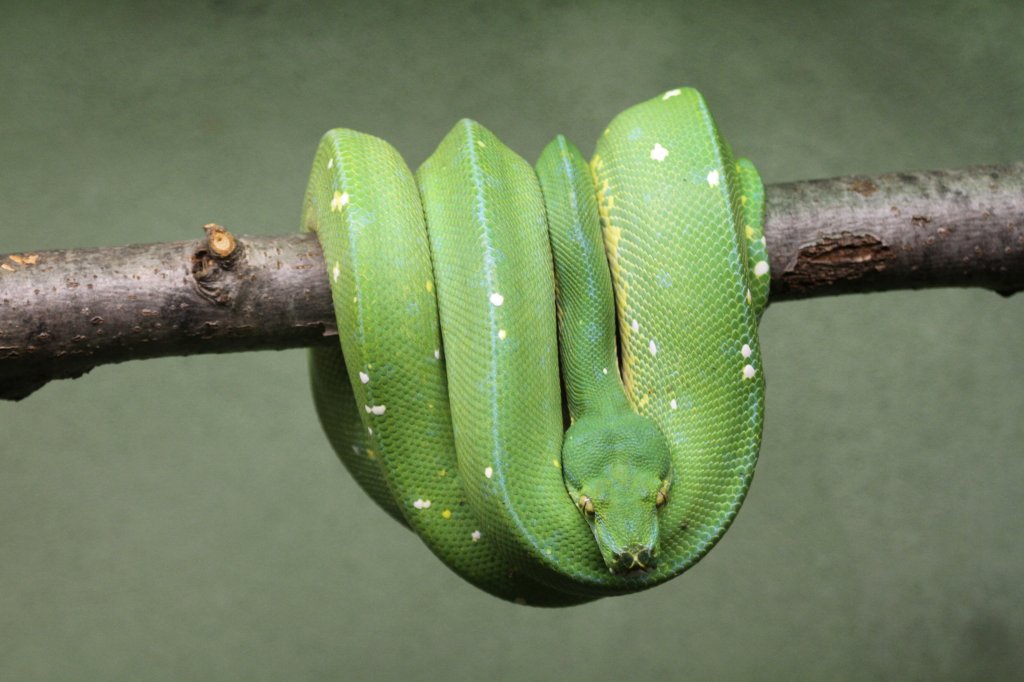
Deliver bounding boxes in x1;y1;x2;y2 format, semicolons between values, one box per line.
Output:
565;371;633;423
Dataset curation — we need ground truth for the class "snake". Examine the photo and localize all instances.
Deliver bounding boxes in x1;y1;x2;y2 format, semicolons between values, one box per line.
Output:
302;87;769;606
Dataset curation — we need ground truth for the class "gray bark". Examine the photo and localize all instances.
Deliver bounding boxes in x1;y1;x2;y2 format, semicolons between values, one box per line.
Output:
2;164;1022;401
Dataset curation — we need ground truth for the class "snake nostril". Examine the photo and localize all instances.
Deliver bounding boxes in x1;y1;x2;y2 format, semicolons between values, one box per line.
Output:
612;547;656;572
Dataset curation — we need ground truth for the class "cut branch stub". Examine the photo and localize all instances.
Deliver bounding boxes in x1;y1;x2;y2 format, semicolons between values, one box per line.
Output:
192;224;247;304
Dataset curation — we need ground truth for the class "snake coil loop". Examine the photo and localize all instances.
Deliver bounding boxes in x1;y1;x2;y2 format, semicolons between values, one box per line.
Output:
304;87;769;606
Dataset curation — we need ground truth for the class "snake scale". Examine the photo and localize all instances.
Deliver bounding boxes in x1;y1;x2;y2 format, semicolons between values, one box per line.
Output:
303;88;769;606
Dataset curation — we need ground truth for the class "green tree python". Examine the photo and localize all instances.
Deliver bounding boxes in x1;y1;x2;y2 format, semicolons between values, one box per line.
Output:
303;87;769;606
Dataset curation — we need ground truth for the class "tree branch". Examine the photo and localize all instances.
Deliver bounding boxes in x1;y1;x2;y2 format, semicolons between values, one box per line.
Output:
2;164;1022;401
767;163;1024;298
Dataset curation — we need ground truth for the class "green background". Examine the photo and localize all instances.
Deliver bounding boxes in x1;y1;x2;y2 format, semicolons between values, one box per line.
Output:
2;1;1023;679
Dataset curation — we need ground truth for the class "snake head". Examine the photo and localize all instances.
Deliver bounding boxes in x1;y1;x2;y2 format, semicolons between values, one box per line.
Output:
561;412;673;574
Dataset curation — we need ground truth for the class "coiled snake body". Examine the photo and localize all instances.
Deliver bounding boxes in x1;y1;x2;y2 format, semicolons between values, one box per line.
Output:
303;88;769;606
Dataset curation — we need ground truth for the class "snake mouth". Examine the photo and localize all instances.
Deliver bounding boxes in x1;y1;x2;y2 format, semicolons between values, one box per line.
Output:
610;546;656;574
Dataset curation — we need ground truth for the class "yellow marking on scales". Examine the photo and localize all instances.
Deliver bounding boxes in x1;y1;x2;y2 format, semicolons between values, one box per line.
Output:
330;190;349;211
603;222;623;269
596;181;622;260
425;280;433;293
593;169;624;310
441;509;452;520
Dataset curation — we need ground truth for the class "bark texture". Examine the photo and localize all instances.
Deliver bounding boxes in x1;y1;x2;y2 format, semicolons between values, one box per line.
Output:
1;226;333;400
767;163;1024;298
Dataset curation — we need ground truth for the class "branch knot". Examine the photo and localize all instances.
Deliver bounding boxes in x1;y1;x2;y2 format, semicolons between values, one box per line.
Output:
191;224;246;304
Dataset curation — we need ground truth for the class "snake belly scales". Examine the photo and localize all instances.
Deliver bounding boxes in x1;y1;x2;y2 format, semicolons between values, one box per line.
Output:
303;87;769;606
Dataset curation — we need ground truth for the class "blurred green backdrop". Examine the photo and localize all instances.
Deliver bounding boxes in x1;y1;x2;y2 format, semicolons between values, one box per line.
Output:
2;1;1023;679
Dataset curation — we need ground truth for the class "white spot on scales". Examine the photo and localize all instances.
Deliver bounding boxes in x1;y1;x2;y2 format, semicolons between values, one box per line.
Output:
364;404;387;415
707;170;720;187
743;364;757;379
413;499;431;510
650;143;669;162
330;190;349;212
484;466;493;479
754;260;769;277
359;371;370;384
489;292;504;306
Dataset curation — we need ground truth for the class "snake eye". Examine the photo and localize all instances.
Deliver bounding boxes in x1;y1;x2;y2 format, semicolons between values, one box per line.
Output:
579;496;595;516
655;490;668;509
